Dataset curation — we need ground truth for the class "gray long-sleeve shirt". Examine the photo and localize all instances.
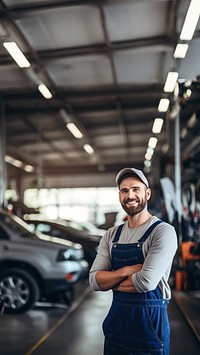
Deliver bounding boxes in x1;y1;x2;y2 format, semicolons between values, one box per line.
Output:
89;216;178;299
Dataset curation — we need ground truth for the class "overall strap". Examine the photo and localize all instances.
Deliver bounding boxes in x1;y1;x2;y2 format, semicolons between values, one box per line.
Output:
138;220;162;244
112;223;125;243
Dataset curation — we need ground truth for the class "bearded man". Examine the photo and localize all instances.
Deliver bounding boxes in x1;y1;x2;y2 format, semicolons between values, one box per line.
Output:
89;167;177;355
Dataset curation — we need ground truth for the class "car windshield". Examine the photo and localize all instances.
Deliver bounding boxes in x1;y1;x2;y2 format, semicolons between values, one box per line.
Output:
0;213;39;239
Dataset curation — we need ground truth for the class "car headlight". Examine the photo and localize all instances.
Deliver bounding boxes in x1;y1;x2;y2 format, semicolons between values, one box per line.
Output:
57;247;84;261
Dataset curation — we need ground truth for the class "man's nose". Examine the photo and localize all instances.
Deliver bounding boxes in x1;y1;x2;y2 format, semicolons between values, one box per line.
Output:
127;189;135;198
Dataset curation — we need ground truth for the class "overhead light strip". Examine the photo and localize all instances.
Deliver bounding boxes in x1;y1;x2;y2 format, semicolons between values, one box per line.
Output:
3;42;30;68
158;98;170;112
152;118;164;134
66;123;83;139
148;137;158;149
174;44;189;58
4;155;34;172
83;144;94;154
180;0;200;40
38;83;52;99
164;72;179;93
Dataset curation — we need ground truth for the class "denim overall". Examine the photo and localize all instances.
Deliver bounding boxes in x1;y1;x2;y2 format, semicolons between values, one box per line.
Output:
103;220;170;355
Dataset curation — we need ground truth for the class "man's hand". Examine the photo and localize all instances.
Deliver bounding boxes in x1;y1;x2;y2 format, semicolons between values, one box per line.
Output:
113;264;142;293
120;264;142;276
96;264;142;291
113;275;137;293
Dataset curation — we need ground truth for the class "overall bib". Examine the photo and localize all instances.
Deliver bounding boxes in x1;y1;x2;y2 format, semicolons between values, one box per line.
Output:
103;220;170;355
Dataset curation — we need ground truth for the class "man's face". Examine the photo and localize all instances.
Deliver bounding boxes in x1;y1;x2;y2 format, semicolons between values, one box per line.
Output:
119;176;151;217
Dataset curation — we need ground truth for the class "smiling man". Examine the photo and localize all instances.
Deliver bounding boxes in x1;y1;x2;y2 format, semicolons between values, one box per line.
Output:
89;167;178;355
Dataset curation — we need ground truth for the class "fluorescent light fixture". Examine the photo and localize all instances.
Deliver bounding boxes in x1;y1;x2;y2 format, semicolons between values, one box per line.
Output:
180;0;200;40
144;160;151;168
147;147;154;156
67;123;83;139
4;155;34;172
83;144;94;154
158;98;170;112
145;152;152;161
38;83;52;99
152;118;164;134
148;137;158;149
4;155;14;164
4;155;22;167
3;41;30;68
162;143;169;153
180;128;187;138
164;72;179;93
187;113;197;127
174;43;189;58
183;89;192;99
24;165;34;172
184;80;192;87
12;159;23;168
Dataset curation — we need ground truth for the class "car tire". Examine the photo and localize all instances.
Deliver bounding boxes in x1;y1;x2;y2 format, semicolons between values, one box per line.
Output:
0;268;40;314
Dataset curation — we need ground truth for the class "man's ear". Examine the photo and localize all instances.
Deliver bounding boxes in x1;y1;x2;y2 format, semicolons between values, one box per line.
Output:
146;188;151;200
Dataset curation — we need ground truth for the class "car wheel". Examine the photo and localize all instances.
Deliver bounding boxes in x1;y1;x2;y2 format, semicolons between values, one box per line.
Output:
0;268;40;314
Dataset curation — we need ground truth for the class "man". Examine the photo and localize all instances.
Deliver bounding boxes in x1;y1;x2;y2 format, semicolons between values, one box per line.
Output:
89;167;178;355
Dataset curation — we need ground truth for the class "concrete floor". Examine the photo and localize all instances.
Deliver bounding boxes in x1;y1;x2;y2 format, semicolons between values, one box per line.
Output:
0;282;199;355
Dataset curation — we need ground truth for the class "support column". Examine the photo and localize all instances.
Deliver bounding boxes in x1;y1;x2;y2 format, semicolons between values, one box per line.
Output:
0;97;7;209
174;101;182;244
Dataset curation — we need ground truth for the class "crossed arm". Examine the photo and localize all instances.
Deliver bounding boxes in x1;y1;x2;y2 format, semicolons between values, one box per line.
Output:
96;264;142;293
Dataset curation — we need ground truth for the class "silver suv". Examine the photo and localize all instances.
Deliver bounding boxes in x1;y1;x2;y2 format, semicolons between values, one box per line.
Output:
0;211;88;314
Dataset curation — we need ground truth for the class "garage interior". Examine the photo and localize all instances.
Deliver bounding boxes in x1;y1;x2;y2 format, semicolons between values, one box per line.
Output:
0;1;200;354
0;0;199;194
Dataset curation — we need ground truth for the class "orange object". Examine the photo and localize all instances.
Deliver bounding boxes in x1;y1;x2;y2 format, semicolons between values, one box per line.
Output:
175;242;200;291
175;270;187;291
181;242;200;268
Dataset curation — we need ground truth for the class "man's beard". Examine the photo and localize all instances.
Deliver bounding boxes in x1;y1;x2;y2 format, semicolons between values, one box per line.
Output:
121;197;147;216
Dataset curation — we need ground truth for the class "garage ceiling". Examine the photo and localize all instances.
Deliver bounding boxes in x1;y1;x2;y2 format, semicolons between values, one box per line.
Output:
0;0;200;189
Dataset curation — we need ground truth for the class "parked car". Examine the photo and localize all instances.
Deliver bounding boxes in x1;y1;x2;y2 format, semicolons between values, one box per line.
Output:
0;211;88;314
26;219;101;267
66;220;106;237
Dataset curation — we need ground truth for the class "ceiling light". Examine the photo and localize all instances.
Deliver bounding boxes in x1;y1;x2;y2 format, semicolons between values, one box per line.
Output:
146;147;154;156
67;123;83;139
5;156;22;168
24;165;34;172
158;98;170;112
152;118;164;134
145;152;152;161
148;137;158;149
184;80;192;87
3;42;30;68
187;113;197;127
38;83;52;99
162;143;169;153
164;72;179;93
4;155;14;164
12;159;23;168
83;144;94;154
144;160;151;168
180;128;187;138
183;89;192;99
174;43;189;58
180;0;200;40
4;155;34;172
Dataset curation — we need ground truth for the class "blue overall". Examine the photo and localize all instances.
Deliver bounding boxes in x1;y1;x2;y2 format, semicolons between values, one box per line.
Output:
103;220;170;355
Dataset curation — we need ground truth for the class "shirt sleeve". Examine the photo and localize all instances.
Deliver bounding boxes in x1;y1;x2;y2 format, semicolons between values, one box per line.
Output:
132;223;178;293
89;229;113;291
